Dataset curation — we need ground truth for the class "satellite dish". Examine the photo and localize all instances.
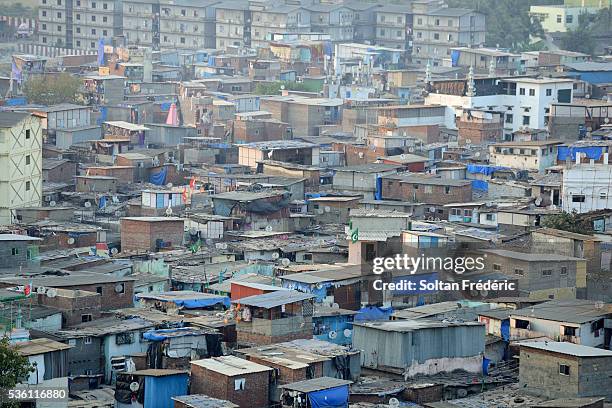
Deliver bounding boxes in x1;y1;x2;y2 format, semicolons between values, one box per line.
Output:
408;147;415;153
165;207;173;216
112;196;119;203
474;152;481;158
331;303;340;309
84;201;92;208
271;252;280;259
114;283;125;293
49;201;56;207
46;288;57;298
205;238;213;245
389;398;400;408
265;225;273;232
281;258;290;267
129;382;140;392
36;286;47;295
324;206;331;213
328;330;337;340
114;211;122;217
316;208;324;215
166;183;173;188
400;154;407;160
67;237;76;245
465;138;472;144
343;329;352;338
216;242;228;250
315;283;323;290
110;247;119;255
605;117;610;124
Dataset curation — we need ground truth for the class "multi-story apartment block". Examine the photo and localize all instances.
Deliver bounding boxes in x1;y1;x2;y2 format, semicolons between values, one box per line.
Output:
251;4;310;49
375;5;412;50
158;0;218;50
72;0;122;50
215;1;251;50
412;7;485;65
123;0;160;49
39;0;73;47
348;1;380;44
0;112;43;225
306;3;354;43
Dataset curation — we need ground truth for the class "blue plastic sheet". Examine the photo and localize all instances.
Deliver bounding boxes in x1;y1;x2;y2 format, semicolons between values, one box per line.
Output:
375;176;382;200
501;319;510;341
143;328;201;341
471;179;488;191
482;357;491;376
150;167;167;185
466;164;507;176
354;305;393;321
308;385;349;408
137;293;230;309
97;38;105;66
451;50;460;67
557;146;603;161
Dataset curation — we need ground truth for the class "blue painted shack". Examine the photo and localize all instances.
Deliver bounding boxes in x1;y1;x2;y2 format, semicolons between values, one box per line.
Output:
280;377;352;408
115;369;189;408
313;306;358;345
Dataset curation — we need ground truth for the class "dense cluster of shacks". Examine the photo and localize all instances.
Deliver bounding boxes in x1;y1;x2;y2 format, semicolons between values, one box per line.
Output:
1;0;612;407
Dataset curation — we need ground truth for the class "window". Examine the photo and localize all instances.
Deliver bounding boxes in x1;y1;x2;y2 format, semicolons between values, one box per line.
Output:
91;29;96;35
90;42;95;48
515;268;524;276
42;23;47;30
529;89;535;96
96;286;102;294
448;19;453;26
557;14;562;23
57;0;61;4
11;248;19;256
566;15;573;23
417;18;422;25
515;319;529;329
181;9;186;16
397;30;402;37
57;12;62;18
91;15;96;22
546;88;552;96
103;16;107;22
493;263;501;271
519;88;525;95
25;155;30;165
486;213;494;221
76;13;80;20
563;326;577;336
103;2;107;9
434;33;440;40
303;253;313;261
572;194;585;203
180;37;185;44
42;11;46;16
103;30;107;36
559;364;570;375
234;378;246;391
435;18;440;26
81;314;92;322
25;181;30;191
42;37;47;43
542;269;552;277
397;16;402;23
506;113;513;124
523;116;530;126
91;1;96;7
380;15;385;22
84;336;93;344
380;29;385;36
560;267;567;275
444;186;451;194
57;25;62;31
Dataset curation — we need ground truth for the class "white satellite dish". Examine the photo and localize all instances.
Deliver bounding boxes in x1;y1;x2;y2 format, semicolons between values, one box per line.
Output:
316;208;324;215
389;398;400;408
331;303;340;309
49;201;57;207
324;206;331;213
165;207;173;216
129;382;140;392
114;283;125;293
114;211;122;217
343;329;352;338
474;152;481;158
46;288;57;298
84;201;92;208
110;247;119;255
271;252;280;259
265;225;273;232
465;138;472;144
36;286;47;295
166;183;173;188
67;237;76;245
328;330;337;340
408;147;415;153
400;154;407;160
281;258;290;267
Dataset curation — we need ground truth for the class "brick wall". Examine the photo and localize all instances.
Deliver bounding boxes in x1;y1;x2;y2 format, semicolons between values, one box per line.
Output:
120;219;184;251
381;178;472;204
87;167;135;184
190;365;270;408
60;281;134;310
37;290;102;326
236;328;313;346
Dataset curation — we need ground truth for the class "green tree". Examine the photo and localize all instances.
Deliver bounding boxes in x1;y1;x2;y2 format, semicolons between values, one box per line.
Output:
561;12;596;55
541;211;593;234
23;73;81;105
0;336;34;408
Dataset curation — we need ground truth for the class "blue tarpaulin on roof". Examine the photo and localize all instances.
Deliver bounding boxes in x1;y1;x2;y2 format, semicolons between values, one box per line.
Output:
466;164;507;176
557;146;603;161
471;180;488;191
354;306;393;321
501;319;510;341
451;50;460;67
150;167;167;185
5;97;26;106
160;102;172;111
308;385;350;408
137;293;230;309
143;327;201;341
144;373;188;408
482;357;491;376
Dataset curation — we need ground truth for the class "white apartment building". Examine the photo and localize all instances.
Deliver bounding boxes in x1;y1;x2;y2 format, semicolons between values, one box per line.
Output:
563;155;612;213
0;113;43;225
489;140;562;173
426;77;574;139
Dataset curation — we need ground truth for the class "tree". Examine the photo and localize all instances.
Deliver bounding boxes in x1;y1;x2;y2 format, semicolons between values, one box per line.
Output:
23;73;81;105
541;211;593;234
0;336;34;408
561;12;596;55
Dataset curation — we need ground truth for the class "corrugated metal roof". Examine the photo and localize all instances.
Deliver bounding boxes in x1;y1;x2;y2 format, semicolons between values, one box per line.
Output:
518;341;612;357
191;356;272;376
232;290;314;308
281;377;352;393
13;338;72;356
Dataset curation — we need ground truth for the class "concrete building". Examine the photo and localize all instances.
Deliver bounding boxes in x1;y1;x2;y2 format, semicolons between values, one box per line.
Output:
120;216;185;252
237;140;319;169
530;4;602;33
38;0;72;47
250;5;310;49
353;320;485;377
0;112;43;225
381;174;473;204
0;234;42;269
562;160;612;213
157;0;218;50
450;47;523;76
72;0;122;50
332;163;401;197
510;299;611;348
518;341;612;401
412;8;485;66
305;3;354;43
122;0;159;48
457;109;503;145
190;356;273;408
489;141;563;173
215;1;250;50
374;5;412;50
260;96;343;136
